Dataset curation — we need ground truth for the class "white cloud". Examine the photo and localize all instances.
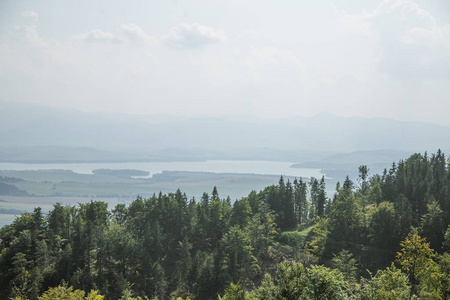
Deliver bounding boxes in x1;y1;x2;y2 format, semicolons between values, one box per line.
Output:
333;6;373;36
164;23;226;48
13;18;63;57
20;11;38;22
387;0;435;23
14;23;40;44
377;0;449;49
117;23;157;44
73;24;156;45
2;3;449;125
334;0;450;78
334;0;445;37
2;14;69;84
15;11;41;44
73;29;118;43
403;24;450;48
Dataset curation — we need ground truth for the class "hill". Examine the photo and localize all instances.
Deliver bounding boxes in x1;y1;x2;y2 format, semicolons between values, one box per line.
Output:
1;100;450;162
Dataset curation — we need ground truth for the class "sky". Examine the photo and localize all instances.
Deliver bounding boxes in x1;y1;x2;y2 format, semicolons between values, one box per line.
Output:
0;0;449;125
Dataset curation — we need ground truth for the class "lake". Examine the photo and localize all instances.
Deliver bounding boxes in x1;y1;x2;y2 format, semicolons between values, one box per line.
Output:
0;160;324;179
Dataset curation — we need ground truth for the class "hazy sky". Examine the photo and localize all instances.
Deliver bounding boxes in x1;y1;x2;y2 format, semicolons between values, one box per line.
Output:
1;0;449;125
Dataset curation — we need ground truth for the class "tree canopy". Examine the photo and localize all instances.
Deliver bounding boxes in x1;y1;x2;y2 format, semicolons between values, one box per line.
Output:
1;151;450;299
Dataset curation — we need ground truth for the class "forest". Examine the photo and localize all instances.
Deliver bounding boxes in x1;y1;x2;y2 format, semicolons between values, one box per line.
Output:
0;150;449;300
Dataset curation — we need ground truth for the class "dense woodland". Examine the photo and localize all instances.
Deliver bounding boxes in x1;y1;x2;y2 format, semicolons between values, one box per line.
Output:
1;151;450;299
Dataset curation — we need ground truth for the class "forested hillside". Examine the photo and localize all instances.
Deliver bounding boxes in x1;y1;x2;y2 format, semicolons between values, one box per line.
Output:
1;151;450;299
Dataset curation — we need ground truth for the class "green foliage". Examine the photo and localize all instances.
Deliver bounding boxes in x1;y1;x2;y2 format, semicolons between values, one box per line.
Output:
361;264;410;300
279;231;304;257
438;253;450;300
309;177;326;219
330;249;358;281
396;232;443;299
307;218;329;259
247;204;277;274
420;200;445;251
119;284;144;300
293;178;308;224
231;198;252;229
367;201;398;267
368;182;382;205
218;283;247;300
221;226;258;286
249;261;348;299
37;285;104;300
444;225;450;251
251;262;309;299
308;264;347;300
1;150;450;299
328;184;363;255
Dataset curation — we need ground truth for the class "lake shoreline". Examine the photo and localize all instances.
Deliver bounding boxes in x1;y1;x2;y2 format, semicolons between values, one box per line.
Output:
0;160;323;178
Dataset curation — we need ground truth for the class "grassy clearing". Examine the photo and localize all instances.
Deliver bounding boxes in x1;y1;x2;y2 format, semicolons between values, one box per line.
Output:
297;224;315;237
281;223;316;238
279;224;316;249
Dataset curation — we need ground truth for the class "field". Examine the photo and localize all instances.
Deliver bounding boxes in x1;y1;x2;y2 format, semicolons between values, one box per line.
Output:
0;169;296;227
0;169;292;198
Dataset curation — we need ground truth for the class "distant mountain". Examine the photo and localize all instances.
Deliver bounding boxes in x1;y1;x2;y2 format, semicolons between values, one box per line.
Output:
292;149;414;168
1;99;450;162
0;146;129;163
291;149;416;181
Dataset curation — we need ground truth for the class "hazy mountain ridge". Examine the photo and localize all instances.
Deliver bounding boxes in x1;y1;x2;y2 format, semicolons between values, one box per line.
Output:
292;149;415;167
1;100;450;162
292;149;416;180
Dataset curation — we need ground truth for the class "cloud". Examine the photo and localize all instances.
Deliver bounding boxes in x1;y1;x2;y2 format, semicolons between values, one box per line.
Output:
381;0;450;49
117;23;157;44
14;23;40;44
403;25;450;48
164;23;226;48
332;6;373;36
5;13;68;75
334;0;450;78
73;24;156;44
15;11;40;42
20;11;38;22
73;29;119;43
334;0;447;38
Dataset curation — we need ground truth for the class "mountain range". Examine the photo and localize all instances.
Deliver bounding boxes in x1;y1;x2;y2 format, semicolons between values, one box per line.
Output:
1;99;449;164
